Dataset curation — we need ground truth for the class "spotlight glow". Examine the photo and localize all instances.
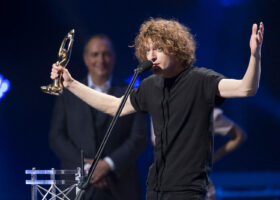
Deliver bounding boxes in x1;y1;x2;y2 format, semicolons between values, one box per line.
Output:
220;0;251;7
125;75;141;88
0;74;11;100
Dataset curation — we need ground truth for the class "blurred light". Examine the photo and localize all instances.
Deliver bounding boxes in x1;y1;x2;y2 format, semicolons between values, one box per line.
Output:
125;75;141;88
0;74;11;100
26;180;56;185
220;0;251;7
254;90;280;120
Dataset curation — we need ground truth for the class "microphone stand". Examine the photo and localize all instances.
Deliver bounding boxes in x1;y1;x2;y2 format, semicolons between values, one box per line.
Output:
75;66;149;200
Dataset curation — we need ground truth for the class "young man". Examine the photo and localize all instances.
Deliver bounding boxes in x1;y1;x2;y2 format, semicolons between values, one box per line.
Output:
50;18;264;199
150;107;247;200
49;35;147;200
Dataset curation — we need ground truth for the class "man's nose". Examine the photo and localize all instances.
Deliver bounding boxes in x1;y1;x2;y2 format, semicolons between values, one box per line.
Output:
148;50;157;62
97;54;105;63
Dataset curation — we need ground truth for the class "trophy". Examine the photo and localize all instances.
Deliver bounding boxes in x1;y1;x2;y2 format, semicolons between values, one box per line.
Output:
41;29;75;95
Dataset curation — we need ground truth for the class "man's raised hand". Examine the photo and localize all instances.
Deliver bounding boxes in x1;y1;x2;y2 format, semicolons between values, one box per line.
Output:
250;22;264;57
50;64;74;88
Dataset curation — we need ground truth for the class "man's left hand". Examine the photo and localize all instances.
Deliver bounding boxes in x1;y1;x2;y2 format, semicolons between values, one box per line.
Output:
84;158;111;185
250;22;264;57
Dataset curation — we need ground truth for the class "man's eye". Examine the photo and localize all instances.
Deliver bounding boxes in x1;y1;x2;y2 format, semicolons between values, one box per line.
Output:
91;53;98;57
103;52;111;57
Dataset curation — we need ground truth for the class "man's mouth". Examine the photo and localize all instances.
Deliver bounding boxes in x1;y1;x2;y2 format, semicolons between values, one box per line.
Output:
152;63;160;69
151;64;161;73
95;65;107;70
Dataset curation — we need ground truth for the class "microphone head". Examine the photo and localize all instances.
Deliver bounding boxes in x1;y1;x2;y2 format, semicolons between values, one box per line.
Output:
136;60;153;73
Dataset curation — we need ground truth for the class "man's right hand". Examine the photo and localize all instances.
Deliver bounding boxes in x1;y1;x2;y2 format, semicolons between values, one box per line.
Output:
50;64;74;88
84;158;110;189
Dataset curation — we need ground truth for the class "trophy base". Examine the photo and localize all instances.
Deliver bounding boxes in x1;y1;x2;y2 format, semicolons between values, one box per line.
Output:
41;85;62;96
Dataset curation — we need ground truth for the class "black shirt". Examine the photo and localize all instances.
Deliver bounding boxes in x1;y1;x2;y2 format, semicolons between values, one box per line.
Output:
130;66;225;192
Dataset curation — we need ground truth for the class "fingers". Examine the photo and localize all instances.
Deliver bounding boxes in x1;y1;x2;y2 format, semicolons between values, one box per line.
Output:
90;174;106;185
93;178;108;189
90;175;95;184
252;22;264;36
87;160;109;188
252;23;257;36
251;22;264;46
257;30;263;43
50;63;64;79
91;172;101;183
257;22;264;43
259;22;264;35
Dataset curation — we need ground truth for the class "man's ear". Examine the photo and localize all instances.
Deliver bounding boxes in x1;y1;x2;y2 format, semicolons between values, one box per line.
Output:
83;53;89;66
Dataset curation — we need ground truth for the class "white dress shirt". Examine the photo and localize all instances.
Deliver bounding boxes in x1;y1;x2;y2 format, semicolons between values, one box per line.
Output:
84;75;115;171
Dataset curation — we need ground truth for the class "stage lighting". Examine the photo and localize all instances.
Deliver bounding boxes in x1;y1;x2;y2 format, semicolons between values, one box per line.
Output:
125;75;141;88
0;74;11;99
220;0;251;7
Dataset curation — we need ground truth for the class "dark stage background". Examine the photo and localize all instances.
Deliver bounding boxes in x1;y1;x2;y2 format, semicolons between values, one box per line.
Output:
0;0;280;199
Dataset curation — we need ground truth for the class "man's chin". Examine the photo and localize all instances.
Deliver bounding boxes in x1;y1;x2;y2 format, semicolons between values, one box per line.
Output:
151;68;162;74
152;66;162;74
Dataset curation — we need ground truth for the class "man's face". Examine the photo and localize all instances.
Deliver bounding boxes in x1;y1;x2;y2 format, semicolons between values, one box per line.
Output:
145;39;178;77
83;38;115;80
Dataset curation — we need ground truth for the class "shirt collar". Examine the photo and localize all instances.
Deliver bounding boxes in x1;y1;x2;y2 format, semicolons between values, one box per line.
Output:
87;74;112;93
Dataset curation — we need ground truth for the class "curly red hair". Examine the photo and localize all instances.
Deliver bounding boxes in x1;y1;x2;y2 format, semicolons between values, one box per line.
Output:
134;18;196;68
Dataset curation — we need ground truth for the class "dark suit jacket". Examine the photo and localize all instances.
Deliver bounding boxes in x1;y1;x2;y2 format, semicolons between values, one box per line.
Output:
49;78;147;200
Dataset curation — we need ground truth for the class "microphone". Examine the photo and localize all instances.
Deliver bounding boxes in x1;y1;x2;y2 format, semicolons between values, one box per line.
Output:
135;60;153;73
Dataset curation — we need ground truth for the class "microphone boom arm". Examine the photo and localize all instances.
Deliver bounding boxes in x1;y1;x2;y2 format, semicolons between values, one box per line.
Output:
74;61;152;200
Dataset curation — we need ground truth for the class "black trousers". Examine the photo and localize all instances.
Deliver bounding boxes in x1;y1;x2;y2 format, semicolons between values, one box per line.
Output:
146;190;206;200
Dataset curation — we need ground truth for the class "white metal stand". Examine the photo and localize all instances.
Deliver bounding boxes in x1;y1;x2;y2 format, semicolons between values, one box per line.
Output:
26;167;82;200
